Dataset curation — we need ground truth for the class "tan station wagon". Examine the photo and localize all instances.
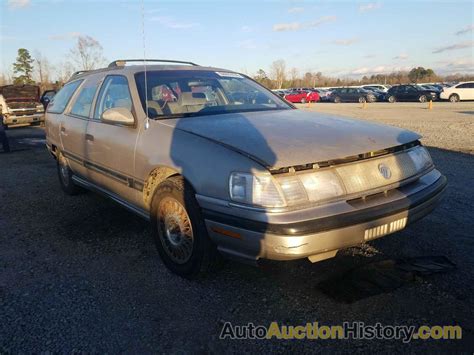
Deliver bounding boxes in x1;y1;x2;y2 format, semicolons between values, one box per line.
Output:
45;59;447;278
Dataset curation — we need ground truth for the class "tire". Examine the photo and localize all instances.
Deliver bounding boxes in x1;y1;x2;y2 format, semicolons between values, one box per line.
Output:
300;97;306;104
388;95;396;103
57;154;81;195
333;96;341;103
358;96;366;103
449;94;460;103
150;176;221;279
419;95;427;103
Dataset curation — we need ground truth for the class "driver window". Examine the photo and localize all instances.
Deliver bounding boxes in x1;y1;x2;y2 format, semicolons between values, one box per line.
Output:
94;75;132;120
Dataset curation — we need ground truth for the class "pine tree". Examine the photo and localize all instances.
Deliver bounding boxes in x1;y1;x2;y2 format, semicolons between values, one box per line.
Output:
13;48;35;85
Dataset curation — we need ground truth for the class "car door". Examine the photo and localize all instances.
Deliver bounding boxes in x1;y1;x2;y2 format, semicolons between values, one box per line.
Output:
396;86;409;101
456;83;474;100
337;88;346;101
85;74;139;204
467;83;474;100
406;86;420;101
59;78;99;178
346;88;358;102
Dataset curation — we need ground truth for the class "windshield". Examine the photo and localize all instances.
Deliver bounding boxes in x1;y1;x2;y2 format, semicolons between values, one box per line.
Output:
135;70;291;119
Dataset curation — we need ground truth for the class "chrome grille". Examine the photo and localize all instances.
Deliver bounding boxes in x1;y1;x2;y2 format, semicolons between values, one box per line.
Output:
335;150;419;195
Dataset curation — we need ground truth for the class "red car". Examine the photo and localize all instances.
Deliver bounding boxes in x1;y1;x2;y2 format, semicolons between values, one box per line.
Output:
284;90;320;103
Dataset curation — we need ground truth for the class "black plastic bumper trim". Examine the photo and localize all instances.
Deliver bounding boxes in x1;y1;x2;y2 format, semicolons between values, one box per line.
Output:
203;175;447;236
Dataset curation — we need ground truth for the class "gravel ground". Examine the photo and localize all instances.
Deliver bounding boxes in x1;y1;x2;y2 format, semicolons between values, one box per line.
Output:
298;101;474;154
1;104;473;353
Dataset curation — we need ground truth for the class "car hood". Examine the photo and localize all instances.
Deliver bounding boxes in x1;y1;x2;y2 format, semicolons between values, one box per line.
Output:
0;85;40;101
164;109;421;169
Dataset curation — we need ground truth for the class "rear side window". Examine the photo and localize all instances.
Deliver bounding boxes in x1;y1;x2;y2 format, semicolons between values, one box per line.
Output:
94;75;132;120
456;83;473;89
70;84;98;118
47;80;83;114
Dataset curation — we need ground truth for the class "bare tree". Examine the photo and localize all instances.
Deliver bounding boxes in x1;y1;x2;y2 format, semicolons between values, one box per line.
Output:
70;35;106;71
34;51;52;90
56;61;75;84
289;67;299;87
270;59;286;89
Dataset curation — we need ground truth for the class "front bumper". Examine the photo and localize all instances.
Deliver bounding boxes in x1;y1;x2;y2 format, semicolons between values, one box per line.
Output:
2;113;44;125
439;92;449;100
202;170;446;263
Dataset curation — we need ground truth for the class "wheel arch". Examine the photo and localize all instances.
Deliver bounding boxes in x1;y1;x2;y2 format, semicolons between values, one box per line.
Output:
142;166;198;208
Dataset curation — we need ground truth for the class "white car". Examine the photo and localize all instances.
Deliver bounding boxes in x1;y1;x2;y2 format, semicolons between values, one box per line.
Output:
361;85;391;93
440;81;474;102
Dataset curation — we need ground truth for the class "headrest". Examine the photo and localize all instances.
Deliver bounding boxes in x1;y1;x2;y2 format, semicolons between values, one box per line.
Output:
179;92;207;106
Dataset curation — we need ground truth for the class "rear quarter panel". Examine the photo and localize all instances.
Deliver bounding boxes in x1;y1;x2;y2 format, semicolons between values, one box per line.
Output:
45;112;62;155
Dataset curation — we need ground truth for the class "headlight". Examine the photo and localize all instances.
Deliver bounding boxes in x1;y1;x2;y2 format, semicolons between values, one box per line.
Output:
229;172;286;208
276;170;345;206
408;146;433;172
229;170;345;208
36;104;44;112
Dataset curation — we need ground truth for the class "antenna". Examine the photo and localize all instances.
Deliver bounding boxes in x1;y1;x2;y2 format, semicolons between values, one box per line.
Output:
141;0;150;130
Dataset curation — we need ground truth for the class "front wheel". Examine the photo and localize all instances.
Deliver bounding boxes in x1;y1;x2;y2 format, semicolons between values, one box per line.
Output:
449;94;460;103
419;95;427;103
358;96;366;103
333;96;341;103
300;97;306;104
388;95;396;103
150;176;220;279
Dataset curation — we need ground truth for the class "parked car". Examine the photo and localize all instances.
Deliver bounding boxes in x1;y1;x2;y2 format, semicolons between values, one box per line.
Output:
284;90;319;103
439;81;474;102
386;85;438;103
361;85;390;93
330;88;377;103
0;84;45;128
45;59;446;278
40;90;56;109
360;87;386;101
313;89;332;102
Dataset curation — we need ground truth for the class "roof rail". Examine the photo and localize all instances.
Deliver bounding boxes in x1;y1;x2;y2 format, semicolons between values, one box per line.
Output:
70;70;90;77
108;59;199;68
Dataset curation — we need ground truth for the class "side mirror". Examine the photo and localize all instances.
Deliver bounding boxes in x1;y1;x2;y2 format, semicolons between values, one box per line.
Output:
101;107;135;126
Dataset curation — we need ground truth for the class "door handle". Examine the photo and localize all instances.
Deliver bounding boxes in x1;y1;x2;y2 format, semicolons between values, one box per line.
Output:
85;134;94;142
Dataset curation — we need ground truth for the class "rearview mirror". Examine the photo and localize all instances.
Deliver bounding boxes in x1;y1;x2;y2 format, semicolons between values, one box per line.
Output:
101;107;134;126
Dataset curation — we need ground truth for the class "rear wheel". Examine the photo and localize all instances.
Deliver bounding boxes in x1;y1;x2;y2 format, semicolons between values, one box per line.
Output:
388;95;396;103
333;96;341;103
300;97;306;104
150;176;220;279
449;94;460;103
57;154;81;195
358;96;366;103
419;95;427;103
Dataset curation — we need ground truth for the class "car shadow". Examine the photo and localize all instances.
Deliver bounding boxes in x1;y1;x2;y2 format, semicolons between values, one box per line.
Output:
457;111;474;115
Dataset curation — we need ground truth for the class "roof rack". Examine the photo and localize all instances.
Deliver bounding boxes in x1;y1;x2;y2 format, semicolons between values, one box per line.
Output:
70;70;90;77
108;59;199;68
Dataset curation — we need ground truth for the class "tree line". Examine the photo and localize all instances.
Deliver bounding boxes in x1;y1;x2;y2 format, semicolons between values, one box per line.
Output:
1;42;473;91
0;35;106;91
255;60;473;89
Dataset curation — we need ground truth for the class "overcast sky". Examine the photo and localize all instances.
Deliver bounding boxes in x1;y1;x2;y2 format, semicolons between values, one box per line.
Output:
1;0;473;79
